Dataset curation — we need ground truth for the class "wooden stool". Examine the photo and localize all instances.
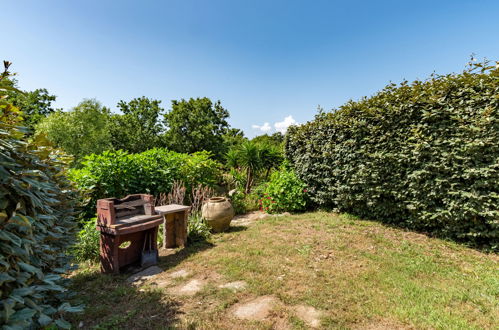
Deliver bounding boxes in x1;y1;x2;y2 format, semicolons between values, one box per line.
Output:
155;204;190;248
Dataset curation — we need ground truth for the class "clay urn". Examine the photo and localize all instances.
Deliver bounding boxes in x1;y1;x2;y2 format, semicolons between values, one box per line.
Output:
201;197;235;232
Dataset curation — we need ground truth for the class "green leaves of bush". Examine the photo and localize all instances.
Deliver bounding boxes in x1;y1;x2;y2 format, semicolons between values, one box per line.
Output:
285;62;499;249
71;219;100;262
70;148;221;217
260;167;309;214
1;62;81;328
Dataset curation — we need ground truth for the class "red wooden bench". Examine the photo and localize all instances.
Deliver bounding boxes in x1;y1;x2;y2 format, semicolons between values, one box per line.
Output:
96;194;162;274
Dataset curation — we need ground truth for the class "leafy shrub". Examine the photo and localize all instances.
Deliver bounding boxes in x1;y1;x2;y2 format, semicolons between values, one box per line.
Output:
69;148;221;217
285;61;499;248
187;213;212;243
230;190;247;214
1;63;80;328
72;219;100;262
260;168;309;213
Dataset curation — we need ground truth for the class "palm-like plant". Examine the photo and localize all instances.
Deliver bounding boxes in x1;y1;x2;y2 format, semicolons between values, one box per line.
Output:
237;141;263;193
259;144;284;179
226;141;284;193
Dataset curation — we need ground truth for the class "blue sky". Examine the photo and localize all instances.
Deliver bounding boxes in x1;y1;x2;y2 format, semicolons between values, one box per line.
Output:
4;0;499;137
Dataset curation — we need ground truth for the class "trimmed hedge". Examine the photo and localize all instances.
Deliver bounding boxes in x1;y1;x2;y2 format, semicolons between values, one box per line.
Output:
285;63;499;248
70;148;221;217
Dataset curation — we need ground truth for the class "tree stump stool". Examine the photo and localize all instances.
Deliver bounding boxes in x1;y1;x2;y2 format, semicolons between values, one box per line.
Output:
155;204;191;248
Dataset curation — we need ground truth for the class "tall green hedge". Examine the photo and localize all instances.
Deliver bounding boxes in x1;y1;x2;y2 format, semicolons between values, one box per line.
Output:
1;71;80;327
70;148;221;217
285;63;499;248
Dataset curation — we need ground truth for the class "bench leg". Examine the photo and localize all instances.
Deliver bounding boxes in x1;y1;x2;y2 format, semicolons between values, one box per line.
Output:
175;210;188;247
163;213;176;248
100;233;120;274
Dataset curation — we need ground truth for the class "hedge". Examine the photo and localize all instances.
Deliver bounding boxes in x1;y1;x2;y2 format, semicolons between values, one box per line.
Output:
285;62;499;249
1;110;80;326
69;148;221;217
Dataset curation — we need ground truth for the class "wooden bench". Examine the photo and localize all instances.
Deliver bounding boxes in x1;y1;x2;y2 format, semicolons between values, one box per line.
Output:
155;204;191;248
96;194;162;274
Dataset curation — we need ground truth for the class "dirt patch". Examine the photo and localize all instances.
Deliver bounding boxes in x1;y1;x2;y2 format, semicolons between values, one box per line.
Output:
231;295;278;321
293;305;323;328
232;211;270;227
352;318;414;330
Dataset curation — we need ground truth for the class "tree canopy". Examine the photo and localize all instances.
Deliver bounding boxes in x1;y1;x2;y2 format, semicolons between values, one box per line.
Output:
7;85;57;133
164;97;230;158
109;96;164;153
36;98;112;164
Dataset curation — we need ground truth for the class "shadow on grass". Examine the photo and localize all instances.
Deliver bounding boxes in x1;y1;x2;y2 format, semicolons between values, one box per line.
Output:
226;225;249;233
67;265;182;329
158;240;215;270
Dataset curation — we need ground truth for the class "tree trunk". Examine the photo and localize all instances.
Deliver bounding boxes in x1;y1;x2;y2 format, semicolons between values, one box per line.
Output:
245;167;253;194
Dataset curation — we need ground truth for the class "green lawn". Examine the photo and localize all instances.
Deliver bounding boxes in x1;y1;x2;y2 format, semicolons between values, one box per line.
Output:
69;212;499;329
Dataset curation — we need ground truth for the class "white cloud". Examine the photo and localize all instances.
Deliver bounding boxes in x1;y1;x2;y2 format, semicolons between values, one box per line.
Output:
252;122;272;132
274;115;297;134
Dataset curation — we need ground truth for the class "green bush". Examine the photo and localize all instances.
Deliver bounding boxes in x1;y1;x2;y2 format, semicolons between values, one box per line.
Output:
72;219;100;262
187;213;212;243
229;190;247;215
69;148;221;217
1;64;81;328
260;168;309;213
285;62;499;248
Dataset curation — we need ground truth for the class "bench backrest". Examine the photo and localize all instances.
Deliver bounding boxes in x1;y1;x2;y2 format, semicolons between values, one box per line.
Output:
97;194;155;226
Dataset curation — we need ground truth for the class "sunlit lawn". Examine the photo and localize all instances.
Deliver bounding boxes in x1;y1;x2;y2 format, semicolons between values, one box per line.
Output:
69;212;499;329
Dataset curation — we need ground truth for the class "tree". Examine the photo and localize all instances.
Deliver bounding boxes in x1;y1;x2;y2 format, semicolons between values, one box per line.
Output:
35;98;112;164
164;97;230;158
109;96;164;153
7;85;57;133
251;132;284;149
259;143;284;179
223;128;247;149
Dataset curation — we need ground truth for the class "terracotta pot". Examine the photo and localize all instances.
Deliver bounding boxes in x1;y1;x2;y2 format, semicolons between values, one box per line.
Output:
201;197;234;232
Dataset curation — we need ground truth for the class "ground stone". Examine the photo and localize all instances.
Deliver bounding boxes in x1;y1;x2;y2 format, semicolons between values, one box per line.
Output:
293;305;323;328
231;296;277;321
218;281;247;291
153;279;172;288
169;269;190;278
126;266;163;284
171;279;205;296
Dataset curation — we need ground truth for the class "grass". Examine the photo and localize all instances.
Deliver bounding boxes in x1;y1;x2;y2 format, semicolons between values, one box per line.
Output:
68;212;499;329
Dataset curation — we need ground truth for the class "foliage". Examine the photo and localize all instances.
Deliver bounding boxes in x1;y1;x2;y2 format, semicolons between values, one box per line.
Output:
229;190;247;215
260;167;309;213
7;86;57;133
187;213;212;243
226;141;283;193
35;99;112;165
285;61;499;248
71;219;100;262
0;61;81;328
222;128;247;149
69;148;221;217
109;97;164;153
164;97;230;159
251;132;284;149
